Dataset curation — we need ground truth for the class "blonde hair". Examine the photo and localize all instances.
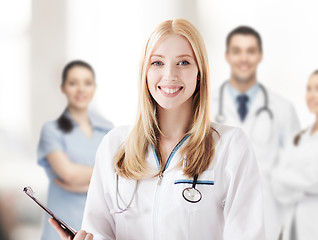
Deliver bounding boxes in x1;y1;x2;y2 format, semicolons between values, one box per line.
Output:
115;18;217;179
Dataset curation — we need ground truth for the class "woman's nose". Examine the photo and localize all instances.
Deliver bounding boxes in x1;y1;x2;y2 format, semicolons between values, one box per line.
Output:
77;83;86;92
163;64;178;81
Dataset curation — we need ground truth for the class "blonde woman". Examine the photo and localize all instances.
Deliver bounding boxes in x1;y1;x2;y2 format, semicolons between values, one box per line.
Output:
272;70;318;240
50;19;265;240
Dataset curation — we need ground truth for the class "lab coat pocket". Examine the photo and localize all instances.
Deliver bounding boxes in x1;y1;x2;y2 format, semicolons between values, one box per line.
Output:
173;170;215;211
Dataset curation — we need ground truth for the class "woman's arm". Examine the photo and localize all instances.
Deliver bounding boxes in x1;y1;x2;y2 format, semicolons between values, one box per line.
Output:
38;122;93;192
47;151;93;191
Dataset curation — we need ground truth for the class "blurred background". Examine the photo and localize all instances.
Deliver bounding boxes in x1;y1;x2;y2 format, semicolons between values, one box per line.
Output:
1;0;318;239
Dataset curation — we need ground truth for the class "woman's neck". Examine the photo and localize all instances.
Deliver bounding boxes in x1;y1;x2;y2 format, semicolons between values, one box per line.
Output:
157;105;192;140
68;107;93;138
67;107;90;126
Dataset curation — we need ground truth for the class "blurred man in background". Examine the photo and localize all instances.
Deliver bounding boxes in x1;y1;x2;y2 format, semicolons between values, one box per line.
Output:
211;26;300;240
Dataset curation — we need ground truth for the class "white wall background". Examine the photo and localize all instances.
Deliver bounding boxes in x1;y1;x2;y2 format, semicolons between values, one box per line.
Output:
0;0;318;239
61;0;318;131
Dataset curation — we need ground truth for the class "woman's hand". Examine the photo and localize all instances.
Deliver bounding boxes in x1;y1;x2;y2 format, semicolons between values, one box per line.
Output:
49;218;93;240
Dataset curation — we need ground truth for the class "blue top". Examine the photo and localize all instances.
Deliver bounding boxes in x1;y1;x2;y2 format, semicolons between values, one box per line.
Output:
37;111;113;240
226;83;260;110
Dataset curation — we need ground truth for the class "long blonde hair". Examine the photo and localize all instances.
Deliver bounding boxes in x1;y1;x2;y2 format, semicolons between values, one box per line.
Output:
114;18;217;179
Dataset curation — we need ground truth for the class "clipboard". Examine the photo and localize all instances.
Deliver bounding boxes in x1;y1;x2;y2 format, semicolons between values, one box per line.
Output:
23;186;77;238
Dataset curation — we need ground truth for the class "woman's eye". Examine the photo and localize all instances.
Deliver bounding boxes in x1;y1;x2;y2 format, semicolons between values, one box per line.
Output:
178;61;190;66
68;81;76;86
152;61;163;66
85;80;94;86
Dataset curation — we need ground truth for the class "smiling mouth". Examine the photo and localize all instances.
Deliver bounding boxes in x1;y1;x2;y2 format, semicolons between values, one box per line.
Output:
75;96;87;101
159;86;183;94
237;65;250;71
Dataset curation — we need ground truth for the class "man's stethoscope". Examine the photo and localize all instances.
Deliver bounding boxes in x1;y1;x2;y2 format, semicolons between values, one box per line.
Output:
110;171;202;214
215;80;273;123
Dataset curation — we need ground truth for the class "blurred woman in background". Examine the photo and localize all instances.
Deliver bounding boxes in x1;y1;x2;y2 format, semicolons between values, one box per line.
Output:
272;70;318;240
37;60;113;240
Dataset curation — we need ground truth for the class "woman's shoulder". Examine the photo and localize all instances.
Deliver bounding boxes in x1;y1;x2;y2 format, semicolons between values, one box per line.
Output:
41;120;61;135
211;122;252;157
211;121;246;141
88;110;114;131
211;122;257;171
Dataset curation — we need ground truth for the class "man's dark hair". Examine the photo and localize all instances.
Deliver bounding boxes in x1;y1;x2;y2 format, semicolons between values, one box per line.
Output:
226;26;262;52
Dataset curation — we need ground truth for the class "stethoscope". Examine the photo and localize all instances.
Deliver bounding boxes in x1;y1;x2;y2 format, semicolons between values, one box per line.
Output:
215;80;273;123
110;170;202;214
182;174;202;203
109;173;138;214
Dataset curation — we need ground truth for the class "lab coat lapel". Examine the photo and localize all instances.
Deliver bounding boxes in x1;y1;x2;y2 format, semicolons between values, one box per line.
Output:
244;89;273;144
243;89;263;126
222;88;242;126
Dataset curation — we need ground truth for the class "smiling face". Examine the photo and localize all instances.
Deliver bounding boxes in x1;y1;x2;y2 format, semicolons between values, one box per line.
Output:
306;73;318;116
61;66;96;111
146;34;199;112
226;34;263;85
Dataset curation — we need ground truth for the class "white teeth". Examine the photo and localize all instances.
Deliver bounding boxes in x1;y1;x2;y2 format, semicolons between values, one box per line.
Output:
161;87;180;94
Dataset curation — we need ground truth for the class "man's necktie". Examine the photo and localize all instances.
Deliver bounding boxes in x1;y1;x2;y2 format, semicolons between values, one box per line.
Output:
237;94;249;122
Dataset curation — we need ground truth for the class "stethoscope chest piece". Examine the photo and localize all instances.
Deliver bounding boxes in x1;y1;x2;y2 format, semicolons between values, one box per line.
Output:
182;174;202;203
182;187;202;203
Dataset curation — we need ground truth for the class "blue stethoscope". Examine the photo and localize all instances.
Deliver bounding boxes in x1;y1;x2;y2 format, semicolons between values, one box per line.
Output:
215;81;273;123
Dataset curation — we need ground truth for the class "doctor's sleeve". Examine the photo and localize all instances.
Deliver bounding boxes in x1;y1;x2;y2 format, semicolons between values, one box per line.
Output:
222;129;266;240
81;137;116;240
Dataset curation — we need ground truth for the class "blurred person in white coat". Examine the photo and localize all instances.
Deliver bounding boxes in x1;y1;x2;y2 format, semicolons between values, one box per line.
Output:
211;26;300;240
49;18;266;240
272;70;318;240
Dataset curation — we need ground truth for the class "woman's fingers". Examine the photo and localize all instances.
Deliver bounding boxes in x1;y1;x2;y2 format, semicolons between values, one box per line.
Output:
76;230;94;240
48;218;72;240
49;218;94;240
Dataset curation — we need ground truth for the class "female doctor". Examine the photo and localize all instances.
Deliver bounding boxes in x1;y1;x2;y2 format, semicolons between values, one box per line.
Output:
272;70;318;240
50;18;266;240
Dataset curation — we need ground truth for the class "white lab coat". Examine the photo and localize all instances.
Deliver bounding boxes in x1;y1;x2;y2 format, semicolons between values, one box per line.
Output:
82;123;266;240
271;125;318;240
210;84;300;240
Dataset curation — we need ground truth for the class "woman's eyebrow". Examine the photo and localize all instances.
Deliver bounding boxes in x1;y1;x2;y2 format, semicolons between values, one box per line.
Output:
176;54;194;58
151;54;194;58
150;54;165;58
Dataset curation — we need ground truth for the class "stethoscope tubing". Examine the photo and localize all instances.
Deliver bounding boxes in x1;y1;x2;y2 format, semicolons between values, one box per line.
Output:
112;173;138;214
216;80;273;122
113;171;203;214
